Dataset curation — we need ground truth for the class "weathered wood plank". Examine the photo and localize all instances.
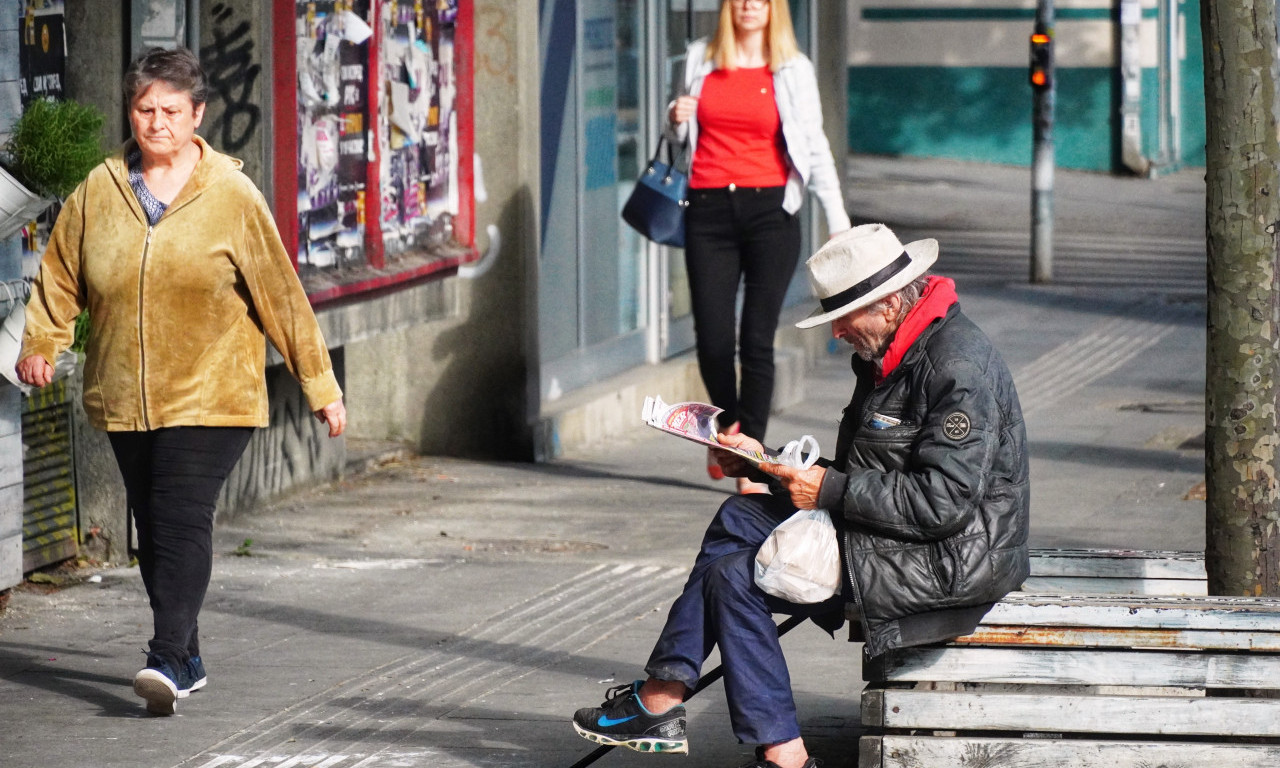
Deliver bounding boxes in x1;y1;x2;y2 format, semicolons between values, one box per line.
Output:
954;624;1280;651
1020;576;1207;595
843;595;1280;639
867;646;1280;689
1028;549;1205;580
863;688;1280;736
857;736;883;768
863;736;1280;768
858;555;1280;762
980;593;1280;632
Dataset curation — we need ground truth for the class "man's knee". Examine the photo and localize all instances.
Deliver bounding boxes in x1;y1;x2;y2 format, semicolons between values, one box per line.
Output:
711;493;793;538
701;551;758;600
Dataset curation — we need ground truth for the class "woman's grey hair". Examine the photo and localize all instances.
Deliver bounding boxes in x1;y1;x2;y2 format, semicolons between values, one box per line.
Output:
123;47;209;107
870;273;932;321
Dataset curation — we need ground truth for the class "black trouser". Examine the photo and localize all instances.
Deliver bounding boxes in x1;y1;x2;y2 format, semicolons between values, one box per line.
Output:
108;427;253;667
684;185;801;441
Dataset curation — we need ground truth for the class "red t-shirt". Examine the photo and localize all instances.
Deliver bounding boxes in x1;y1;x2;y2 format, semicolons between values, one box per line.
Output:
690;66;790;189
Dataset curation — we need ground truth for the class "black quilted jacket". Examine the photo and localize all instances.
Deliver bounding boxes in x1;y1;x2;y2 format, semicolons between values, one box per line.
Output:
815;303;1030;658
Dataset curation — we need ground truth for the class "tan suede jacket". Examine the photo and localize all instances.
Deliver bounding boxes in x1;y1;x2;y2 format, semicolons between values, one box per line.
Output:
22;136;342;431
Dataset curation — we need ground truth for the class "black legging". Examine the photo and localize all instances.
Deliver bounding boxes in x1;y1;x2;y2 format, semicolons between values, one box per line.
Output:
108;426;254;667
683;185;801;441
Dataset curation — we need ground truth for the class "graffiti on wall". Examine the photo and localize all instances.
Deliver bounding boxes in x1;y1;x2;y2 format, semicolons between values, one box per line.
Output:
217;359;344;518
378;0;459;256
477;6;515;86
200;2;262;152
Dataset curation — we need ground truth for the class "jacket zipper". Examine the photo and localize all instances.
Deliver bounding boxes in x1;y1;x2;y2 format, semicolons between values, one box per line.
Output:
137;226;154;430
843;379;881;629
841;320;946;648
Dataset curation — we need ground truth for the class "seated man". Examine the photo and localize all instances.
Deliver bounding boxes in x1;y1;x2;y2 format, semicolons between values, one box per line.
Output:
570;224;1031;768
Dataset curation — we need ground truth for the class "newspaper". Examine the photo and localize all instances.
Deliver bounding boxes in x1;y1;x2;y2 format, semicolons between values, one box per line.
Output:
641;396;820;470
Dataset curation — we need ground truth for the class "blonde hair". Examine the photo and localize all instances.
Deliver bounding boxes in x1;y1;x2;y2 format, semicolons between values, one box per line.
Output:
706;0;801;72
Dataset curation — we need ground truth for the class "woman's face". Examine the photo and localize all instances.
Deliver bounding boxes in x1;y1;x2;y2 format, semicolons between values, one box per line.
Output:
730;0;770;35
129;81;205;162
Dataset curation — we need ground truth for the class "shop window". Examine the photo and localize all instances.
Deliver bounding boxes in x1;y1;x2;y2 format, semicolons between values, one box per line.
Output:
277;1;474;302
295;1;371;271
378;1;459;256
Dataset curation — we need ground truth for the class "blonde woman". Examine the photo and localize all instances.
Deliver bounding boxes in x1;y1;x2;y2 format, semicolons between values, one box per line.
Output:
669;0;850;494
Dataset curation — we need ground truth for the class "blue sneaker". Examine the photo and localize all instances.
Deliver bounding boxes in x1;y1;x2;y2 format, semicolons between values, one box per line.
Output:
182;656;207;694
572;681;688;754
133;652;195;715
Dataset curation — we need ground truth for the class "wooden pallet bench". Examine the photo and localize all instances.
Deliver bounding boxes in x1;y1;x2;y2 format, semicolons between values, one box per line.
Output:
855;550;1280;767
1022;547;1205;595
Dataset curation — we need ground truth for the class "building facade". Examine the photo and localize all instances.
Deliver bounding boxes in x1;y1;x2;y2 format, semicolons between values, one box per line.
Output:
847;0;1205;173
536;0;847;424
0;1;849;586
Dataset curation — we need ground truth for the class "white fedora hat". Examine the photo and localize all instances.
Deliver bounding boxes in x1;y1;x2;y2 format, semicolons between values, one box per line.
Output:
794;223;938;329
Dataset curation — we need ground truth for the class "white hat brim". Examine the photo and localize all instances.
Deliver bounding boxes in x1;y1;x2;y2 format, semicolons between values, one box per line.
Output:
794;238;939;329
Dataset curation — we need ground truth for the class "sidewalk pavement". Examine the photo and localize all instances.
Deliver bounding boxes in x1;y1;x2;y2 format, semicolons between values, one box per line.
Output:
0;156;1207;768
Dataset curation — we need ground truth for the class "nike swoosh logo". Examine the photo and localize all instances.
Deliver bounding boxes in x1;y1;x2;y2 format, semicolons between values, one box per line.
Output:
598;714;637;727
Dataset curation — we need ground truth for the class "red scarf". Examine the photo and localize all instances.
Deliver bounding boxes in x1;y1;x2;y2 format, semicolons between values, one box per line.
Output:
877;276;958;382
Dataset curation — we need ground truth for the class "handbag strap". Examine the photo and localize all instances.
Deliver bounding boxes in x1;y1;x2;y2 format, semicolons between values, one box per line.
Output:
648;134;689;180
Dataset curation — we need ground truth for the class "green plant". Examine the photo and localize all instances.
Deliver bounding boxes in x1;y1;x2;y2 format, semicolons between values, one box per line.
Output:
2;97;106;199
70;310;90;354
233;538;254;557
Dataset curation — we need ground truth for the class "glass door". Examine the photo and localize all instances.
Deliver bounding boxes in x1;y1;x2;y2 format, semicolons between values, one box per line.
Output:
539;0;652;400
660;0;721;358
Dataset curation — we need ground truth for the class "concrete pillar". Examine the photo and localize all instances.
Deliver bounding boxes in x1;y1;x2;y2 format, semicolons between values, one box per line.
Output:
815;0;848;234
63;0;126;147
68;368;128;564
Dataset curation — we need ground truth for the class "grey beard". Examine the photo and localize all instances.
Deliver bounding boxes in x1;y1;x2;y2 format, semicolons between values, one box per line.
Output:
852;345;880;363
852;334;892;363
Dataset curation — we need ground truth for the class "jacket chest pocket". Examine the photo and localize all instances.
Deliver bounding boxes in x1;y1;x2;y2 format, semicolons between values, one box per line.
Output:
851;417;921;473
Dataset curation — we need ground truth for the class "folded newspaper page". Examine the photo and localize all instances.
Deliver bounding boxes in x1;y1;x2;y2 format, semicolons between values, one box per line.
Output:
641;396;776;466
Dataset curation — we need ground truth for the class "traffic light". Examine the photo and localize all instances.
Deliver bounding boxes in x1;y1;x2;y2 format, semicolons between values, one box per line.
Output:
1030;31;1052;90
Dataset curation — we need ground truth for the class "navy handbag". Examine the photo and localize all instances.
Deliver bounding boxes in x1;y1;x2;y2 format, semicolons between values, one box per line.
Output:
622;135;689;248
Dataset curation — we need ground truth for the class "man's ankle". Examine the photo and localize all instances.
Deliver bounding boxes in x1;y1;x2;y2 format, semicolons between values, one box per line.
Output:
637;678;686;714
763;737;809;768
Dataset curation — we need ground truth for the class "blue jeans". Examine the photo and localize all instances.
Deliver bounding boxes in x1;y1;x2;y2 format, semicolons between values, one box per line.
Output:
644;492;844;745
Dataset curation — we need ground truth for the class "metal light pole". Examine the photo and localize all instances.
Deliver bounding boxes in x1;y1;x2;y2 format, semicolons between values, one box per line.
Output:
1030;1;1055;283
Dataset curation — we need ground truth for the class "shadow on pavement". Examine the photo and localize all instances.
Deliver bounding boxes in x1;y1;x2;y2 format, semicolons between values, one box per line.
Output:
0;642;137;717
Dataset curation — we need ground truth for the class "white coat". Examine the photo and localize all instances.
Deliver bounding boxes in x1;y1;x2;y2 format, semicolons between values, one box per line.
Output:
666;38;852;234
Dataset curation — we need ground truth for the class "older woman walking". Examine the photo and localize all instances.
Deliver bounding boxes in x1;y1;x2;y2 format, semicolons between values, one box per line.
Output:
17;47;345;715
668;0;851;493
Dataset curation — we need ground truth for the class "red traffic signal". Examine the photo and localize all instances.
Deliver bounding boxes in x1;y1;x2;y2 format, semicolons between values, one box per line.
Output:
1030;32;1052;90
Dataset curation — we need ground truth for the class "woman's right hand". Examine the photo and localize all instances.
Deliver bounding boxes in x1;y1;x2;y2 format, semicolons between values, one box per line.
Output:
669;95;698;125
16;355;53;388
315;397;347;438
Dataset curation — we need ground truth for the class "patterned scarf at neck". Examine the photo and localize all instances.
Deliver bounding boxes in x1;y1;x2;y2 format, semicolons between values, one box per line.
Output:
127;147;168;226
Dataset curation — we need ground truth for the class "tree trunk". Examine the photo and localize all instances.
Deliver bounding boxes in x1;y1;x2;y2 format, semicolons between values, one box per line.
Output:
1203;0;1280;596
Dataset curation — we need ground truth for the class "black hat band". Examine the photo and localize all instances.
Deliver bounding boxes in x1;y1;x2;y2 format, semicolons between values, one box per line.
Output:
818;252;913;314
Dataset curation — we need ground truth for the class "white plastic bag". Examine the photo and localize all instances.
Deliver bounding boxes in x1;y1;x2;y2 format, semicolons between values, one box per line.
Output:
754;508;840;603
